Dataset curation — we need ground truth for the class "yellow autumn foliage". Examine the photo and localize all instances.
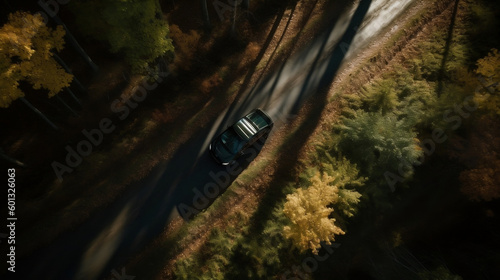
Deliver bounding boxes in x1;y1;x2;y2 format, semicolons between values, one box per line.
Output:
283;171;345;254
474;48;500;114
0;11;72;108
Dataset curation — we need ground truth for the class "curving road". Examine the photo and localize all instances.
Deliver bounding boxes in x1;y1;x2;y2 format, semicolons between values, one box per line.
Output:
14;0;415;279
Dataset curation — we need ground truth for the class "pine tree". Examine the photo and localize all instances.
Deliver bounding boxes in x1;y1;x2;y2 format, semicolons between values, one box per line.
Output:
362;79;399;114
337;110;422;179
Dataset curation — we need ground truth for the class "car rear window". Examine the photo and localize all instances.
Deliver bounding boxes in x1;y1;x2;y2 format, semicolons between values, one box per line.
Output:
247;111;270;130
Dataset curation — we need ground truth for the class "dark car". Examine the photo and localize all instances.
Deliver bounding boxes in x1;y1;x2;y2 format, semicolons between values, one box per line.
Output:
209;109;273;165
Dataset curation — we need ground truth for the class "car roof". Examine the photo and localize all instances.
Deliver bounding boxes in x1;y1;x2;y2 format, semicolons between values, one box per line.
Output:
231;109;273;141
233;118;258;140
246;109;273;130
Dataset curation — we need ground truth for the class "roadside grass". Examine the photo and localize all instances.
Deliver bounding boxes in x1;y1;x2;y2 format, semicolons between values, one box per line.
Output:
305;0;499;278
123;0;451;278
20;0;317;256
335;0;453;96
139;0;500;278
123;91;309;280
17;30;257;258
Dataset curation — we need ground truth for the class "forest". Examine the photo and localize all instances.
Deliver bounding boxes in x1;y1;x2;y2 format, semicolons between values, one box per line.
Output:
1;0;499;279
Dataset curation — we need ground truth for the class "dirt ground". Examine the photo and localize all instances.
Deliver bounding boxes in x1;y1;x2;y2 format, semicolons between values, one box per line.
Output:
122;0;461;279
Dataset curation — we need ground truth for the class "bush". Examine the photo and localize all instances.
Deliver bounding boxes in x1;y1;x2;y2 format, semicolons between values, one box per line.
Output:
337;110;422;180
71;0;174;73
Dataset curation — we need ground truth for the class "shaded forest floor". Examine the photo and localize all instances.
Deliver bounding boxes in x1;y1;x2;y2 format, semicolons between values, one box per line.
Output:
126;1;498;279
118;0;500;279
3;0;336;260
2;0;498;279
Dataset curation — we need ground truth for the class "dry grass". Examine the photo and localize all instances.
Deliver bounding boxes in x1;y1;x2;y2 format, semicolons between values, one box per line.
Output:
120;0;461;278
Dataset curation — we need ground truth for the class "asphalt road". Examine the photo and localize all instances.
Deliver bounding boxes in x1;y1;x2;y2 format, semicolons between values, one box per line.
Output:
13;0;415;279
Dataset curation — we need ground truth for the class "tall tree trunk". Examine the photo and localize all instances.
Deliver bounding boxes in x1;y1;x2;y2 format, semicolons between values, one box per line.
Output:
55;95;79;117
200;0;211;31
64;87;82;107
20;97;58;130
52;52;86;93
50;15;99;73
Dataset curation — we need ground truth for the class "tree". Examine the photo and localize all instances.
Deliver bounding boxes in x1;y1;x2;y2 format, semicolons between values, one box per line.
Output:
476;48;500;86
283;171;345;254
0;11;73;129
337;110;423;179
474;48;500;114
0;11;73;105
71;0;174;72
361;79;398;115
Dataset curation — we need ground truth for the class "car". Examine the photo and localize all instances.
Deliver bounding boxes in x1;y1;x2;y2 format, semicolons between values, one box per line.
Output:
209;109;273;165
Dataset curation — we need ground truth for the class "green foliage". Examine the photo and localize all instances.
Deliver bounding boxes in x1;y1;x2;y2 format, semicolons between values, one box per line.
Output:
228;206;291;279
174;257;198;280
71;0;174;72
362;79;399;114
170;2;500;279
337;110;422;179
320;155;366;189
174;204;294;280
415;39;444;81
311;154;365;218
336;188;362;218
342;70;437;128
467;0;500;61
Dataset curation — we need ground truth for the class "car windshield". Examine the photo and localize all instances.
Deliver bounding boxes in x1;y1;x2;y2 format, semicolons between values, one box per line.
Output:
220;129;245;154
246;110;270;130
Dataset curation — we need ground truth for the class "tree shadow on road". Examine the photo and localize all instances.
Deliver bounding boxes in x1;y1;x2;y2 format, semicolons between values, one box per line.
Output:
15;1;373;279
224;0;373;276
